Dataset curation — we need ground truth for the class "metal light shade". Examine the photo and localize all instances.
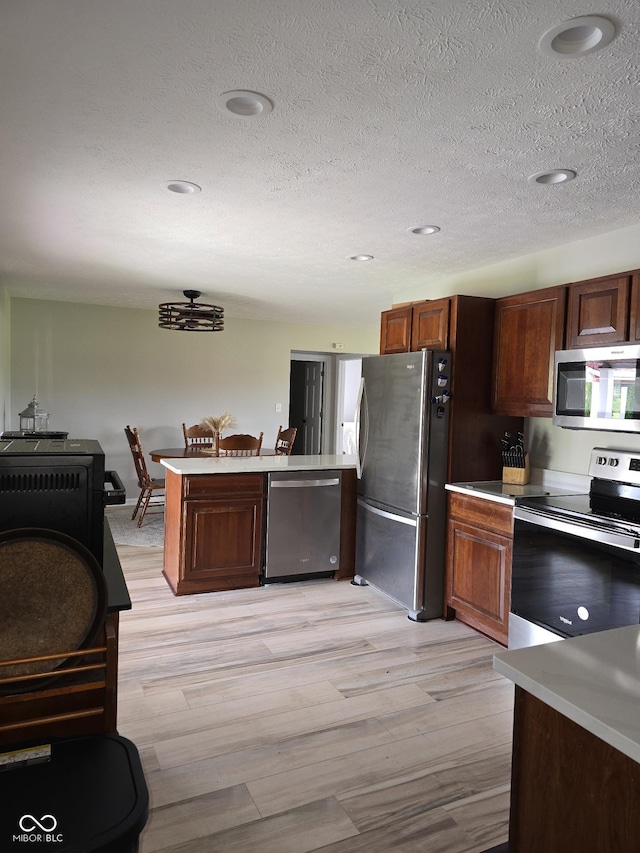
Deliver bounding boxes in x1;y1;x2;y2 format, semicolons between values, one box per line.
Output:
159;290;224;332
19;396;50;432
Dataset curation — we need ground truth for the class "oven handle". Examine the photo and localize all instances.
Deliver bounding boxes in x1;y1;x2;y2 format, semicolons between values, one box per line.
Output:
514;506;640;551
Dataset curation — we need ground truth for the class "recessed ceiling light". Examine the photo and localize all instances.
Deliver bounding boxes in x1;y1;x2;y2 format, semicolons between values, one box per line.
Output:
409;225;440;235
349;254;374;261
216;90;273;117
528;169;577;186
163;181;202;194
539;16;616;58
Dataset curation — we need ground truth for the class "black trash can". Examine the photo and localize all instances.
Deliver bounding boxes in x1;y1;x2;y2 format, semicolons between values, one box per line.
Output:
0;734;149;852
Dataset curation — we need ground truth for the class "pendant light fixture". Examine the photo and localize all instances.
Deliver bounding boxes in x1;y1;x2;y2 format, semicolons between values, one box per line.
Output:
158;290;224;332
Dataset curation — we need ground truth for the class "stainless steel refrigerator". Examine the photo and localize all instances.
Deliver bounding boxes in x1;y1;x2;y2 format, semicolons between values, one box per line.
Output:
354;350;451;620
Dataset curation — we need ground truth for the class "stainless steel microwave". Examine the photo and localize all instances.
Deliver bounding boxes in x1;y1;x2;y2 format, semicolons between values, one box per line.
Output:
553;344;640;432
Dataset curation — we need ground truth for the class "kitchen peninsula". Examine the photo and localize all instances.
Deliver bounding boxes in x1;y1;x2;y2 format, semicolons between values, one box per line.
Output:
494;626;640;851
161;454;357;595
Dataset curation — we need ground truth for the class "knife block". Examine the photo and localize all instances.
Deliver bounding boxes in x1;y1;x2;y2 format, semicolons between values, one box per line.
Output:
502;453;530;485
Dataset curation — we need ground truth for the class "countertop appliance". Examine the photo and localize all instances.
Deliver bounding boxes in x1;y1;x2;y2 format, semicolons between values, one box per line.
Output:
264;469;342;580
353;350;450;620
553;343;640;432
510;447;640;649
0;437;125;567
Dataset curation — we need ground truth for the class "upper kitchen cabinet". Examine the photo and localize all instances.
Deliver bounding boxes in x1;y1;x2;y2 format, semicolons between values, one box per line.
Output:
492;285;567;418
380;299;449;354
566;272;635;348
380;306;412;354
410;298;450;350
625;271;640;342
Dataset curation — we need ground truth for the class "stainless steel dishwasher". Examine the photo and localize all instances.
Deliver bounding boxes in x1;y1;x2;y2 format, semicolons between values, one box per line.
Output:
264;470;342;579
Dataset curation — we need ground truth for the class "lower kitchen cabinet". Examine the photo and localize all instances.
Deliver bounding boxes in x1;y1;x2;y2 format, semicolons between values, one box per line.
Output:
445;491;513;645
163;470;264;595
508;687;640;851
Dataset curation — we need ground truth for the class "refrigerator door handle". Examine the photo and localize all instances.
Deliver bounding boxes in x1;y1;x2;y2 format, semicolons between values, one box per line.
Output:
355;377;366;480
357;498;417;527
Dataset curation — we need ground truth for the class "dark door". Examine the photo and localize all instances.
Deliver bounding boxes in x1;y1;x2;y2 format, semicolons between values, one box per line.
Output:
289;360;324;455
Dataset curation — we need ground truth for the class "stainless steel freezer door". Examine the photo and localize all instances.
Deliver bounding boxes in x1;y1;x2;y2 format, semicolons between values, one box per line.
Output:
355;498;432;618
359;350;431;515
265;470;342;578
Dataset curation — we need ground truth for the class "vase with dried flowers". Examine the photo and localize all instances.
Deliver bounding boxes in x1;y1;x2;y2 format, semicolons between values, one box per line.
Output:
200;411;237;454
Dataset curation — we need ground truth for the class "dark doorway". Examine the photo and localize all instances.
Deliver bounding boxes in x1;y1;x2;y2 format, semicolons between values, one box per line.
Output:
289;360;324;454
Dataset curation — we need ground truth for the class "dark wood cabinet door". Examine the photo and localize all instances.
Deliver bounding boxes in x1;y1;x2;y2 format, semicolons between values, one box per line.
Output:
626;270;640;342
566;273;631;348
183;497;264;591
445;493;512;646
508;688;640;852
380;306;412;354
410;298;450;350
492;285;566;417
163;471;266;595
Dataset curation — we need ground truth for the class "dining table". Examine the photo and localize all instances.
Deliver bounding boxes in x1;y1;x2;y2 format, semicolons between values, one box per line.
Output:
149;447;276;462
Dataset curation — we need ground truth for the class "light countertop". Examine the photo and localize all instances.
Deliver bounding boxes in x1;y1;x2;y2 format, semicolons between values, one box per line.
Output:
446;469;590;505
494;625;640;764
161;453;358;476
445;481;549;505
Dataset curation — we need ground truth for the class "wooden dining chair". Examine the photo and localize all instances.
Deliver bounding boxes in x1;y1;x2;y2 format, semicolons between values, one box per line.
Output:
217;433;263;457
274;425;297;455
182;423;215;448
124;425;165;527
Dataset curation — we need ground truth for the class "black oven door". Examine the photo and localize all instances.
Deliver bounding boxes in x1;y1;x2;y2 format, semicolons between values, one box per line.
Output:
511;509;640;648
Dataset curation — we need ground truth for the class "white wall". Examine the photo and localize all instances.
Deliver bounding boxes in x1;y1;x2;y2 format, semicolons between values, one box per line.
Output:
9;298;378;495
394;221;640;477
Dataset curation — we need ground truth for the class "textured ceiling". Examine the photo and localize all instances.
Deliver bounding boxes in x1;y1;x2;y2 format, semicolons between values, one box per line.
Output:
1;0;639;326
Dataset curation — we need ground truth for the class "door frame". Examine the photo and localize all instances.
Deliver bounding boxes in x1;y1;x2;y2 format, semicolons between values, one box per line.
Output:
290;352;333;454
290;351;365;454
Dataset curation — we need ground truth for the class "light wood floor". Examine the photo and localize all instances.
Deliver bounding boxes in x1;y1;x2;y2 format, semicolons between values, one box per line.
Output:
115;545;513;853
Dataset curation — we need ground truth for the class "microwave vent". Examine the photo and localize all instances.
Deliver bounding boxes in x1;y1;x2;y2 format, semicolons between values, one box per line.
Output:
0;471;82;493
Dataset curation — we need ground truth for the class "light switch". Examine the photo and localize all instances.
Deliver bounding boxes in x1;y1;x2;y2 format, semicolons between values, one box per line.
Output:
275;403;282;412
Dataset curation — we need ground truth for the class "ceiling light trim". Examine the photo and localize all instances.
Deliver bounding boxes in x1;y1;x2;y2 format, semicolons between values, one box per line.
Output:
539;15;616;58
162;181;202;194
409;225;440;235
528;169;577;186
348;254;374;261
217;90;273;117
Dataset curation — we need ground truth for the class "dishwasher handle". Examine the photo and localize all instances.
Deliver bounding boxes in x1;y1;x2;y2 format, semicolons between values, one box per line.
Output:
269;478;340;489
